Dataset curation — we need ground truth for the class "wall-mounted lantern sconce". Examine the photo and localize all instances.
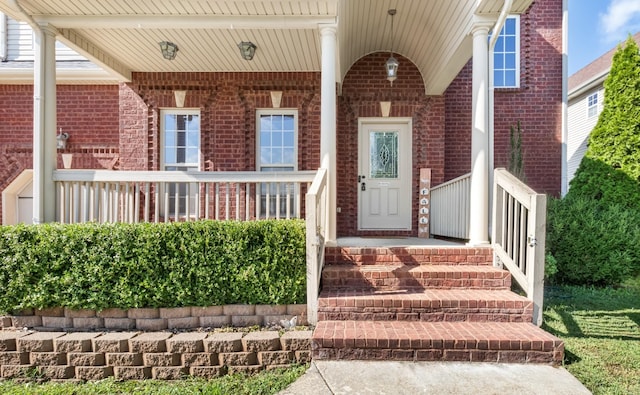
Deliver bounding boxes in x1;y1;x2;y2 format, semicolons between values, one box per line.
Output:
238;41;257;61
159;41;179;60
56;130;69;150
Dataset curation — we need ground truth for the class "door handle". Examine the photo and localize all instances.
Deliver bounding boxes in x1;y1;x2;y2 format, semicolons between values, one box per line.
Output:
361;182;366;191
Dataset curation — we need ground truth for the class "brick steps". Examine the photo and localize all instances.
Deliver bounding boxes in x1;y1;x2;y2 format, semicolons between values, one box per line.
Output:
314;242;564;365
317;289;533;322
322;264;511;290
312;320;564;364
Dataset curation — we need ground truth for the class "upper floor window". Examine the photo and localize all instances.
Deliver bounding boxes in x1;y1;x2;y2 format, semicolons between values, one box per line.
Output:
587;92;599;118
493;16;520;88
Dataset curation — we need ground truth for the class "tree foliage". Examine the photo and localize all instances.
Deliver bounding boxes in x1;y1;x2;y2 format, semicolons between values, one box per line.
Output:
547;35;640;286
569;35;640;209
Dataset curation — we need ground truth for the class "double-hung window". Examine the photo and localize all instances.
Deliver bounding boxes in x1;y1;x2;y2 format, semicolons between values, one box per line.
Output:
160;109;200;218
256;110;298;218
587;92;599;118
493;16;520;88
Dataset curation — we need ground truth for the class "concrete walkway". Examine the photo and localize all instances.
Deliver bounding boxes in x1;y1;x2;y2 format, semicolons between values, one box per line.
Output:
278;360;592;395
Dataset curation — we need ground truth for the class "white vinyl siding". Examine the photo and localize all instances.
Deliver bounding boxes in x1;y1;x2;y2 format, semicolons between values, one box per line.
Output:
6;19;86;61
567;86;604;189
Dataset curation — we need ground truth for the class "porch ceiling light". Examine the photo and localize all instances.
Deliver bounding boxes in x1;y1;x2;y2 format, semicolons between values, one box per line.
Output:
159;41;179;60
385;9;399;84
238;41;257;61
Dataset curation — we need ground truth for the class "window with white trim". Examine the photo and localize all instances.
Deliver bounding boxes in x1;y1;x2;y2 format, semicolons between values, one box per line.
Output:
160;109;200;218
256;110;298;218
587;92;599;118
493;16;520;88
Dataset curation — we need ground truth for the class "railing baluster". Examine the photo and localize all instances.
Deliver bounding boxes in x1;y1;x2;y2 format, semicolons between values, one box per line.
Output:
205;182;210;219
215;183;220;220
235;182;240;220
224;182;231;221
144;182;150;223
245;182;250;221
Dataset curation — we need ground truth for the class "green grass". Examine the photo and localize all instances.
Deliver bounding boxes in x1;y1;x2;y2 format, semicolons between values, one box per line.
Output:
543;277;640;395
0;365;307;395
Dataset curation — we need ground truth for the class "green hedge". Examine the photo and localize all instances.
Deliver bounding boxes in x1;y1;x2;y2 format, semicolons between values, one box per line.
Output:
546;196;640;286
0;220;306;313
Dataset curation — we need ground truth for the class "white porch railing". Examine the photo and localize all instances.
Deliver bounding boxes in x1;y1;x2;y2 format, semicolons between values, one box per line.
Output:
305;168;328;325
53;168;328;325
492;168;547;326
430;172;471;239
52;170;317;223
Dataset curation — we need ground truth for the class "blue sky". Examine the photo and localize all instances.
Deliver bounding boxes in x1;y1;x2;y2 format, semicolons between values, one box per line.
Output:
569;0;640;75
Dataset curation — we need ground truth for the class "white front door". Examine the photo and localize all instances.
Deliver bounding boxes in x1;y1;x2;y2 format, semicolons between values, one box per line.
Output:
358;118;412;230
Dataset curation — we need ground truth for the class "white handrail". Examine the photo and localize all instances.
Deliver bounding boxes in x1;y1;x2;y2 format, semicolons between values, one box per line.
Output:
53;170;317;224
430;173;471;239
492;168;547;326
305;168;328;325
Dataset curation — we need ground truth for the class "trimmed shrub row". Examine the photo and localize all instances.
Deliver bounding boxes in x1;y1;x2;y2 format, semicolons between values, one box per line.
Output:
0;220;306;313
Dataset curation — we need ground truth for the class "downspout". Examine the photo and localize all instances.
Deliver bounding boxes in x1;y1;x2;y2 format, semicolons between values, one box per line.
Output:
487;0;513;235
561;0;568;196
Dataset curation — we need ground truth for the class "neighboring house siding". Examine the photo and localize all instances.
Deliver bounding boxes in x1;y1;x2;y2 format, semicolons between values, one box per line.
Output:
444;0;563;196
567;88;602;185
6;18;85;61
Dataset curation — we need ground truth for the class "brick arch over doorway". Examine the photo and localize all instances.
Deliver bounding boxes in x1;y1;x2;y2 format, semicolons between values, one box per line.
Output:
336;52;445;237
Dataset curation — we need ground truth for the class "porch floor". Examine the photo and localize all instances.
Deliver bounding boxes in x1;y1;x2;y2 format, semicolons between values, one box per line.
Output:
335;237;464;248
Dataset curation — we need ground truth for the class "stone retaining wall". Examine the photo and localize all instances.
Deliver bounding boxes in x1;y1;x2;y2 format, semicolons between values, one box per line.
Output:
1;305;307;332
0;330;312;381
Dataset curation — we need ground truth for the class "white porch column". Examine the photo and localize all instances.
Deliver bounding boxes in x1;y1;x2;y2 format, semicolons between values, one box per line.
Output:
32;24;58;223
468;21;492;245
320;25;337;243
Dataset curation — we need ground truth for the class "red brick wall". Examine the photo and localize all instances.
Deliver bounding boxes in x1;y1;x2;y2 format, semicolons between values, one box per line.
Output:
337;53;445;237
0;84;121;223
127;72;321;172
444;0;563;195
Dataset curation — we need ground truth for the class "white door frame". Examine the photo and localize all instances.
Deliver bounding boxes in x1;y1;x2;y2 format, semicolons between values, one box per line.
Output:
357;117;412;230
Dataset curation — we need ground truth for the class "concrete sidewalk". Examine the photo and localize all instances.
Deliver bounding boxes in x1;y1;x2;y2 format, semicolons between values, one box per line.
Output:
278;360;591;395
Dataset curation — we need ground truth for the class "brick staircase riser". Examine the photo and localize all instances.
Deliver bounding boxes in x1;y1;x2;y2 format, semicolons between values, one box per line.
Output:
322;265;511;290
324;247;494;266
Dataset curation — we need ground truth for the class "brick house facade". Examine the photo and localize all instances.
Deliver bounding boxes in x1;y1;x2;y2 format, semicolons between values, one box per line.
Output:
0;0;563;238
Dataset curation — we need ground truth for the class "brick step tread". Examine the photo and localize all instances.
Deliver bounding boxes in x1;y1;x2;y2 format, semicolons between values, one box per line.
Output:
318;289;532;309
325;246;493;266
317;289;532;322
312;321;563;364
322;265;511;290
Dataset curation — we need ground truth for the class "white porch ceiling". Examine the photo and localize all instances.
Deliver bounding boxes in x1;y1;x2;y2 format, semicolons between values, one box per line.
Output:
0;0;534;95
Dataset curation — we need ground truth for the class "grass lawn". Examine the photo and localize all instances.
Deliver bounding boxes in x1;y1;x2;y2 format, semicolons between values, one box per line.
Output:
543;277;640;395
0;365;307;395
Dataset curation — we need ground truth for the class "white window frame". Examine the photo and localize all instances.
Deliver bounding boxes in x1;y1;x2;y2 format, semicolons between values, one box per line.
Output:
493;15;520;89
160;108;201;219
587;92;599;118
256;109;299;218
